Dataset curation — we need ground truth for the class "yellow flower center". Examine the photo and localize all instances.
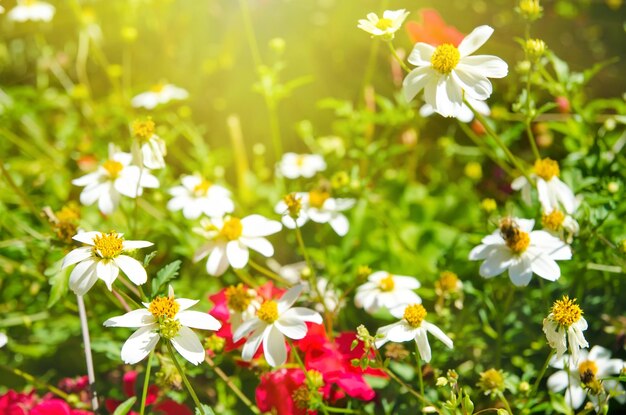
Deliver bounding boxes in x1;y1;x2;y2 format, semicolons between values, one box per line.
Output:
257;300;279;324
291;386;311;410
132;118;155;142
225;284;254;313
534;158;560;181
56;204;80;222
92;232;124;259
283;193;302;219
149;296;180;319
219;217;243;241
437;271;460;293
403;304;427;328
295;155;307;167
102;160;124;179
159;318;182;340
192;179;213;197
500;219;530;254
551;295;582;327
308;190;330;209
542;210;565;231
379;274;395;292
578;360;598;377
478;368;505;392
150;83;165;93
375;17;394;31
431;44;461;74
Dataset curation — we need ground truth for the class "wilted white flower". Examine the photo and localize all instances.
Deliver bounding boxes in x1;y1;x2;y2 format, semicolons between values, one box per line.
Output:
233;285;322;367
131;118;166;169
131;83;188;109
357;9;409;40
8;1;55;22
72;151;159;215
403;25;508;118
278;153;326;179
194;215;282;276
468;218;572;286
104;286;221;365
355;271;421;315
548;346;625;410
168;175;234;220
543;295;588;362
541;208;579;242
61;231;153;295
376;303;453;363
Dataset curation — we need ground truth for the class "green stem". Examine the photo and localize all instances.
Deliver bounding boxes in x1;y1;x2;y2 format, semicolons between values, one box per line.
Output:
387;42;411;73
498;392;514;415
531;349;555;397
248;259;290;284
415;345;425;396
233;268;258;288
139;350;154;415
205;355;261;414
166;342;206;415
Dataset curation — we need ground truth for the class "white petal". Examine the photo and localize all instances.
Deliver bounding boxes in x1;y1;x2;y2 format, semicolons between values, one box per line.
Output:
104;310;155;328
423;321;454;349
241;326;266;361
403;66;433;102
277;285;304;313
457;25;493;57
62;247;92;269
193;242;215;263
79;184;105;206
69;260;98;296
206;244;229;276
98;187;120;215
386;321;418;343
407;43;435;66
469;243;498;261
120;326;160;365
171;326;206;365
451;69;492;101
529;253;561;282
508;256;534;286
233;318;263;342
414;328;432;363
329;214;350;236
281;307;323;324
122;240;154;250
565;384;586;410
547;370;569;392
176;298;200;311
72;172;102;187
274;318;308;340
96;260;120;290
459;55;508;78
114;255;147;285
241;215;282;237
479;247;513;278
226;241;249;269
239;237;274;257
393;276;421;289
177;310;221;331
72;231;100;245
263;325;287;367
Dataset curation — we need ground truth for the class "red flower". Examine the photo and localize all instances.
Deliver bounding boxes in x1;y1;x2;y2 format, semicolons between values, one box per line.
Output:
0;390;37;415
406;9;464;46
255;369;311;415
31;399;92;415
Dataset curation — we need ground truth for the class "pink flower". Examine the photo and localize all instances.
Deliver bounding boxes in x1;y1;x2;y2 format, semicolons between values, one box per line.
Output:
255;369;312;415
406;9;464;46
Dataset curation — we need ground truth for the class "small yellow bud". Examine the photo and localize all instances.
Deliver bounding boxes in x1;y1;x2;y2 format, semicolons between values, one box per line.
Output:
464;162;483;180
525;39;547;62
517;0;543;21
481;198;497;213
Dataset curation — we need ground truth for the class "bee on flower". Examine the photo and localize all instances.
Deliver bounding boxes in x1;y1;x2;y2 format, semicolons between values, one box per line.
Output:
61;231;153;295
543;295;589;362
547;346;625;410
131;118;167;170
193;214;282;276
357;9;410;40
403;25;508;118
275;190;355;236
233;285;323;367
468;217;572;286
8;0;55;22
72;150;159;215
168;175;235;220
104;286;221;365
375;304;453;363
355;271;421;315
131;83;189;109
278;153;326;179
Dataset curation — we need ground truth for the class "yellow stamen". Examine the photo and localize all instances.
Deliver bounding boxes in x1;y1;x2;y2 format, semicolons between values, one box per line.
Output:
102;160;124;179
150;83;165;93
283;193;302;219
132;118;155;142
92;231;124;259
403;304;427;328
542;210;565;231
578;360;598;378
295;155;306;167
379;274;395;292
219;217;243;241
431;44;461;74
437;271;460;293
225;284;254;313
308;190;330;209
159;318;181;339
193;179;213;197
551;295;582;327
375;17;393;30
257;300;279;324
534;158;560;181
149;296;180;319
477;368;505;393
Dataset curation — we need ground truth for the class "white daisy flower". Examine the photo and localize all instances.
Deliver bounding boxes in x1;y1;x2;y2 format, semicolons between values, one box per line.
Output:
542;296;589;363
355;271;421;315
223;284;261;333
61;231;153;295
131;118;166;170
276;190;355;236
131;83;189;110
72;151;159;215
468;217;572;286
278;153;326;179
420;96;490;123
267;260;308;285
8;1;55;22
168;175;234;220
375;304;453;363
357;9;410;40
511;158;577;214
542;208;579;243
232;285;322;367
403;25;508;118
193;215;282;276
548;346;625;410
104;286;221;365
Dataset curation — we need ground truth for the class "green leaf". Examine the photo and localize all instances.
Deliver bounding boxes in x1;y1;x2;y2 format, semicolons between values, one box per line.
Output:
550;392;574;415
195;404;216;415
45;259;70;308
143;250;158;267
151;260;182;296
113;397;137;415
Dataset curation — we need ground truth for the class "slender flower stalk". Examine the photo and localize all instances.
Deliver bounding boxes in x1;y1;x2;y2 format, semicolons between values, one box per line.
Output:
77;295;99;411
139;350;154;415
167;342;206;415
205;355;261;415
